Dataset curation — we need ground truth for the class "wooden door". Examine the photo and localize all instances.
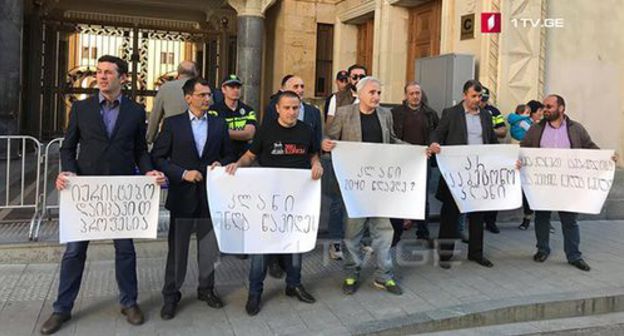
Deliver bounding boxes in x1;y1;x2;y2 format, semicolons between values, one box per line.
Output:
356;18;374;74
406;0;441;82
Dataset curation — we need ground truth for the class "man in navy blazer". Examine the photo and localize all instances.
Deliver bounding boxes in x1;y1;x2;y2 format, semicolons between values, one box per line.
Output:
151;77;235;320
41;55;166;335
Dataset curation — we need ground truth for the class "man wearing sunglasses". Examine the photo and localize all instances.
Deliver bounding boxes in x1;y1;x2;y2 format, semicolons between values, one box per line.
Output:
325;64;367;128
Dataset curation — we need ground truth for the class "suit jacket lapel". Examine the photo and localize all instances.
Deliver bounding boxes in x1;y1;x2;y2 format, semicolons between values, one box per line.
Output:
376;108;389;143
456;106;468;144
89;96;109;139
351;105;362;142
201;117;217;159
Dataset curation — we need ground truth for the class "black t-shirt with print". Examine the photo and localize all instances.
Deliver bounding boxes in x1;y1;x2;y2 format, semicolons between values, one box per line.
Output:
249;120;318;169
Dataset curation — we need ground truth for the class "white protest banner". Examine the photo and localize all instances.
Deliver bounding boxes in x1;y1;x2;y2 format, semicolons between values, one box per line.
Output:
436;144;521;213
207;167;321;254
331;141;428;219
520;148;615;214
59;176;160;243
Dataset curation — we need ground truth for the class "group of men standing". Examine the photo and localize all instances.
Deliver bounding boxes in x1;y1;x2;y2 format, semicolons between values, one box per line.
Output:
40;54;607;335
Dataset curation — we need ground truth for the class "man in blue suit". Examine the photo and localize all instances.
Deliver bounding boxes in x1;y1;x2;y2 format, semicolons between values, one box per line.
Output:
151;77;235;320
41;55;166;335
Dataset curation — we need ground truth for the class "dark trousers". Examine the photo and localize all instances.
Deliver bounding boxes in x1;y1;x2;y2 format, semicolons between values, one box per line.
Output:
522;192;534;217
249;254;302;296
484;211;498;226
389;200;430;246
53;239;137;314
162;207;218;304
438;198;485;260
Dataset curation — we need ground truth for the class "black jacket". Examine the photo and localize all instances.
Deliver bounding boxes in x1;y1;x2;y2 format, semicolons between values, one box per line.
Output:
391;102;440;145
60;95;153;175
151;112;235;216
431;102;499;202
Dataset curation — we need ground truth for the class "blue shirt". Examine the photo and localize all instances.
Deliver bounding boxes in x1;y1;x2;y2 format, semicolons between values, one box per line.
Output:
98;93;122;137
188;110;208;156
298;103;306;122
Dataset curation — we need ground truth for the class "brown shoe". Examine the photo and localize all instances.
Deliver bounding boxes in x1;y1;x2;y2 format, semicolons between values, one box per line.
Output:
40;313;71;335
121;305;145;325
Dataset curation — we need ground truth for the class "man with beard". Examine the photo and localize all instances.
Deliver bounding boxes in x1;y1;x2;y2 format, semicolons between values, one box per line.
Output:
521;94;611;272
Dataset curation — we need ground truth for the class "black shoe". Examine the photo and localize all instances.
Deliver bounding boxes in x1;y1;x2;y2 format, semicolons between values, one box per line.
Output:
236;254;249;260
121;304;145;325
468;256;494;268
245;295;261;316
569;259;591;272
485;223;500;234
268;260;284;279
439;262;452;269
519;218;530;230
198;290;224;309
285;285;316;303
342;277;358;295
40;313;71;335
533;251;549;262
160;302;177;320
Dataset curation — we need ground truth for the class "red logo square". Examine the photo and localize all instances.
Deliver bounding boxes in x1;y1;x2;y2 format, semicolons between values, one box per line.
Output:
481;13;501;33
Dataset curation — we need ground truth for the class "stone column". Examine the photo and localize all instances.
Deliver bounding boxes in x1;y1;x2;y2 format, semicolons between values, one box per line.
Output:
227;0;276;111
0;0;23;136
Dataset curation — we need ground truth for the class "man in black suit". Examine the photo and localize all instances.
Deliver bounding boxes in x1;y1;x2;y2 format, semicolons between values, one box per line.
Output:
428;80;498;269
151;77;235;320
41;55;166;335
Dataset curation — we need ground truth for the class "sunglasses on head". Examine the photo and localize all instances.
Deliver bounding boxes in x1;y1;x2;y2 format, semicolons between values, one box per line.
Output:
351;74;366;80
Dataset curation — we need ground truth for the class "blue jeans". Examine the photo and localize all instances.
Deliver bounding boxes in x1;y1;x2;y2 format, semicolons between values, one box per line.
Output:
248;254;302;296
535;211;582;262
322;155;345;240
53;239;138;314
343;217;394;282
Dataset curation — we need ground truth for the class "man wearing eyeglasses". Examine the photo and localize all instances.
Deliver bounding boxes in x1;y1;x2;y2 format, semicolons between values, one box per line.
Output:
152;77;235;320
325;64;367;128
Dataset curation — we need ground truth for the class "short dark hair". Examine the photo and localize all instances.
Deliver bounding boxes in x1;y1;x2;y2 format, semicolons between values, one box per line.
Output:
281;74;294;87
462;79;483;93
276;90;301;105
182;77;211;96
515;104;528;114
348;64;367;76
97;55;128;77
526;100;544;114
548;94;566;109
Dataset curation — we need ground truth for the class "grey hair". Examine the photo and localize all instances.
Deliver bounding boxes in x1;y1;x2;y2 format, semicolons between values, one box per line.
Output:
356;76;382;95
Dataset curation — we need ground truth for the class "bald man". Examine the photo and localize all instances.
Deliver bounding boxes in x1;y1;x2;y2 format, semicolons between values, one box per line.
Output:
147;61;199;144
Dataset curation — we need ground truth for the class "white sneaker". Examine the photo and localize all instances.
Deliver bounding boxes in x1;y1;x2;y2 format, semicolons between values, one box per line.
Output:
329;243;344;260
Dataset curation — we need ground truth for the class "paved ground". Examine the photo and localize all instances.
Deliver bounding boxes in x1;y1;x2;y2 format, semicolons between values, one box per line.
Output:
2;220;624;336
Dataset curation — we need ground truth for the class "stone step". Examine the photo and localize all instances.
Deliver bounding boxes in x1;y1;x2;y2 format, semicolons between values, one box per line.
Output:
415;311;624;335
358;289;624;335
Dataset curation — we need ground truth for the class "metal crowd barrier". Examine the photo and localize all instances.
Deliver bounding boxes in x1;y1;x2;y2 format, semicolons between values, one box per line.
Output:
0;136;43;240
32;137;65;241
2;135;171;241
